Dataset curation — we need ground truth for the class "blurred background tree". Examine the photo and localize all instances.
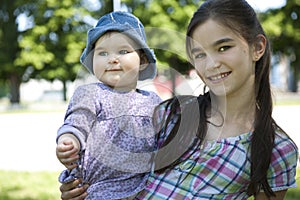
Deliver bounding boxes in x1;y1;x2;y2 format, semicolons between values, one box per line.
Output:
14;0;113;101
125;0;200;92
0;0;112;104
0;0;34;104
0;0;299;105
261;0;300;92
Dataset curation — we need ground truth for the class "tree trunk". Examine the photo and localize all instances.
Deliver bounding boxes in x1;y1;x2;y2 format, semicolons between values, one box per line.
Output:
170;68;176;96
289;61;299;93
63;80;67;101
9;73;21;104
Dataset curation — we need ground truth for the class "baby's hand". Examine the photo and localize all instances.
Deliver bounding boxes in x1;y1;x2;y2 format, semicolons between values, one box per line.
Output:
56;140;80;170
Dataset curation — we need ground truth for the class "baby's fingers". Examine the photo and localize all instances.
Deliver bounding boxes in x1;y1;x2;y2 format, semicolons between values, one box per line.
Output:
57;142;76;153
65;162;78;170
56;146;79;159
59;155;78;163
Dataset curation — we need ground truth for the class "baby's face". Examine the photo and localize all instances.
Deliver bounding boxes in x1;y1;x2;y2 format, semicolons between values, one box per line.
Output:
93;32;141;92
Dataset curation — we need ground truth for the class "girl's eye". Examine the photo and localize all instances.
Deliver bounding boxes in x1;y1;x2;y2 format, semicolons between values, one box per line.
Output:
98;51;108;56
119;50;129;54
219;46;230;52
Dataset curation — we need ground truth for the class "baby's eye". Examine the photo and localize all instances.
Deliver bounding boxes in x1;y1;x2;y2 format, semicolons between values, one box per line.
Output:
119;50;129;54
219;46;230;52
98;51;108;56
194;53;206;59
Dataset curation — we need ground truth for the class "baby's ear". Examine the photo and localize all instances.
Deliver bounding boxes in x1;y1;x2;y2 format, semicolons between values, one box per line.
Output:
139;52;149;71
252;34;267;61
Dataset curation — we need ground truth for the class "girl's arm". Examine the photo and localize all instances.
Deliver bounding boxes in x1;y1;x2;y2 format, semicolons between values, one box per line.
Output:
255;190;287;200
60;179;89;200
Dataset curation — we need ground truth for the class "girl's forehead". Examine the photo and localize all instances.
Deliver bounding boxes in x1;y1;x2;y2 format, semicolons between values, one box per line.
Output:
190;19;245;48
192;20;232;39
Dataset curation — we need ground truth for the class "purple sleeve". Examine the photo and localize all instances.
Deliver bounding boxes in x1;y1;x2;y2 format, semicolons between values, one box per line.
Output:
57;84;101;150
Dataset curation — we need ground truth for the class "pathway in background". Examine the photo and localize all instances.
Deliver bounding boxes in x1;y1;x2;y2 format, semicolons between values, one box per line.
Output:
0;111;65;171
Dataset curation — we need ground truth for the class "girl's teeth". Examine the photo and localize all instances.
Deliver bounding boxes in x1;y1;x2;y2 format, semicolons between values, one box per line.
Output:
211;73;229;81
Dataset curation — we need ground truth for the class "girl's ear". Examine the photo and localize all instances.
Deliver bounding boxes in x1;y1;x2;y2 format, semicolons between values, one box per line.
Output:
252;34;267;61
139;52;149;71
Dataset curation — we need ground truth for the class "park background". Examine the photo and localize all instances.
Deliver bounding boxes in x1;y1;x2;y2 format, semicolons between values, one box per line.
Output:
0;0;299;199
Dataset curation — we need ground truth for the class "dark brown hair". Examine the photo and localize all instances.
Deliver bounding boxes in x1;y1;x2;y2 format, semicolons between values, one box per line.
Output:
157;0;279;198
186;0;276;197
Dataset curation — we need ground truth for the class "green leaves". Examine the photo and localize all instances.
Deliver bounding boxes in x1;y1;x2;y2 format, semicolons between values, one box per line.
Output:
261;0;300;91
133;0;200;74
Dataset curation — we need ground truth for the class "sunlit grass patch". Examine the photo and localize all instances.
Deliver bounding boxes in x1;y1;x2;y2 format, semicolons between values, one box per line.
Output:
0;170;61;200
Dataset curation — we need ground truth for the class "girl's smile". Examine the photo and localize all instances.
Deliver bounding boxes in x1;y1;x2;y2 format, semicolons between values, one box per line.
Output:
207;71;232;83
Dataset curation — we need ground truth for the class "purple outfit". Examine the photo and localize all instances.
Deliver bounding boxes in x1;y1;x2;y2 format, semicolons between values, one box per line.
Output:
57;82;161;199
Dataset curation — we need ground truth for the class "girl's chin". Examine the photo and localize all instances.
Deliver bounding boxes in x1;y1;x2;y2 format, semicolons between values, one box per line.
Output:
209;87;229;97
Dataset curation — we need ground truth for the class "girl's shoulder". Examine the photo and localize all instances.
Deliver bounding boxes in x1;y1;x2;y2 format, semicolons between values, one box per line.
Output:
271;129;298;172
267;129;299;190
272;130;298;165
274;130;298;153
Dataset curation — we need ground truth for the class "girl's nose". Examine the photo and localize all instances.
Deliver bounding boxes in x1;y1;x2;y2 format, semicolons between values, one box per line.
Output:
206;54;221;70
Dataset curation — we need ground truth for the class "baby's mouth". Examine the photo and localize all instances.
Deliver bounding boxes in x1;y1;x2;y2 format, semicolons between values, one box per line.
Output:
105;69;122;72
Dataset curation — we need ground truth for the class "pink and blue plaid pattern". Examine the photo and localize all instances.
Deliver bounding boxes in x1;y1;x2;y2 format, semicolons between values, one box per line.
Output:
135;102;298;199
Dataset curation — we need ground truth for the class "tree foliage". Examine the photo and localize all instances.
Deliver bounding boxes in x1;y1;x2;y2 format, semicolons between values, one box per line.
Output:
6;0;300;104
261;0;300;92
0;0;112;103
15;0;108;100
0;0;34;103
1;0;201;104
128;0;201;74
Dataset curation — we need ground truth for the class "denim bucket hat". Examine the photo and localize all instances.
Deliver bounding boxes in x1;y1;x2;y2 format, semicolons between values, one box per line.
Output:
80;11;156;81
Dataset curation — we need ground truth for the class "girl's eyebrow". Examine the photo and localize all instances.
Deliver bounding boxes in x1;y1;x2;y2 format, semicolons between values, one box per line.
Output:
191;38;234;54
191;47;202;54
213;38;234;46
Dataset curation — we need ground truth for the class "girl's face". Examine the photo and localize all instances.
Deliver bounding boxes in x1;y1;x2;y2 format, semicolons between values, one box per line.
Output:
190;19;258;97
93;32;143;91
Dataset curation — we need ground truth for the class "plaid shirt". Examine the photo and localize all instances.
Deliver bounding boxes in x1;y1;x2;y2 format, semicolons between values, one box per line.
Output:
135;99;299;200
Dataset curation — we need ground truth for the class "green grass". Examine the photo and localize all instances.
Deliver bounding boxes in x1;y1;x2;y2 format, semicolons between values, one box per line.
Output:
0;169;299;200
285;168;300;200
274;100;300;106
0;170;61;200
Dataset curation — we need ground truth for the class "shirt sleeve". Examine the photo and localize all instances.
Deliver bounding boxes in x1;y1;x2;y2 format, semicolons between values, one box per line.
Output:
57;84;101;151
267;131;299;191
